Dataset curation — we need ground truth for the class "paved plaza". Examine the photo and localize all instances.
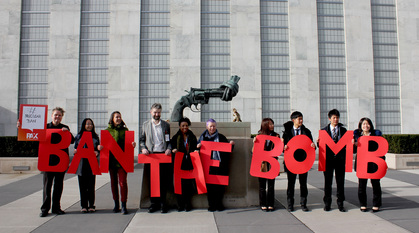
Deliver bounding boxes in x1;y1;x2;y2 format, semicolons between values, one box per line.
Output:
0;162;418;233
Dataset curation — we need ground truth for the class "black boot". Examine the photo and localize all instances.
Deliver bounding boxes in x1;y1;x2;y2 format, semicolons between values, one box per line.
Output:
113;200;120;213
121;202;128;215
287;198;294;212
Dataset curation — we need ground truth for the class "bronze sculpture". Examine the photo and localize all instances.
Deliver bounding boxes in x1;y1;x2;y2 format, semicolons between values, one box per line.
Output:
170;75;240;122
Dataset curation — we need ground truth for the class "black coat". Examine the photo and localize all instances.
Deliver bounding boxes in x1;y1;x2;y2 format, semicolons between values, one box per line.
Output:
282;121;314;172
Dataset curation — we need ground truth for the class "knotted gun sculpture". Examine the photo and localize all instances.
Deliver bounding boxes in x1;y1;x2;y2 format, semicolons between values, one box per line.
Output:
170;75;240;122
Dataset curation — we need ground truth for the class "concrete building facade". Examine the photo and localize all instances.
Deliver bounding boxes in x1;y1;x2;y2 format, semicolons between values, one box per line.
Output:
1;0;419;141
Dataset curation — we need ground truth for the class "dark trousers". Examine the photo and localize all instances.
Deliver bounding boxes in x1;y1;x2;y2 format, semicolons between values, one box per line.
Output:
323;159;345;207
286;171;308;206
109;167;128;203
259;178;275;207
148;162;172;209
177;179;195;209
78;174;96;209
358;178;382;207
41;171;65;212
207;184;225;209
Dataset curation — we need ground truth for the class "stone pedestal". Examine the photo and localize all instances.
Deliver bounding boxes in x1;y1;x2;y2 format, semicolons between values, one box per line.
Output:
386;153;419;170
0;157;39;174
140;122;260;209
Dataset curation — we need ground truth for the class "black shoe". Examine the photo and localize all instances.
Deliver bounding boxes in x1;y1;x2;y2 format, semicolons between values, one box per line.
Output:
324;205;331;211
148;206;159;213
372;207;380;212
287;206;294;212
177;206;185;212
121;202;128;215
121;207;128;215
267;206;275;212
52;209;65;215
217;205;225;211
39;211;48;217
113;207;121;213
161;207;168;214
301;205;309;212
208;207;216;212
338;206;346;212
185;204;192;212
360;207;367;212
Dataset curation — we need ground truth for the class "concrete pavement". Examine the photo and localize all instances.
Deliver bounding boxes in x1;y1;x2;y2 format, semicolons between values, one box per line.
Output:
0;163;418;233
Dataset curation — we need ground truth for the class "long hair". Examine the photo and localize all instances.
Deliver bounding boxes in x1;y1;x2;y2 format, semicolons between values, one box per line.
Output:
78;118;99;139
108;111;126;127
357;117;374;133
259;118;274;135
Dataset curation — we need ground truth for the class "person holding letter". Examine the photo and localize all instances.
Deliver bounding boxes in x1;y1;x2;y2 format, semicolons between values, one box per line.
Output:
103;111;136;215
318;109;348;212
74;118;100;213
197;118;234;212
283;111;316;212
139;103;172;214
353;117;384;212
253;118;280;212
171;117;198;211
41;107;74;217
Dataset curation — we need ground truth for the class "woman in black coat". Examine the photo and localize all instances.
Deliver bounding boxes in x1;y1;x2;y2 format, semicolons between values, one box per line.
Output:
353;117;384;212
171;117;197;211
254;118;280;212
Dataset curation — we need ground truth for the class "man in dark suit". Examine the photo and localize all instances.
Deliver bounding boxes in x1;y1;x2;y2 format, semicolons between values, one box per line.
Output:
319;109;348;212
139;103;172;213
283;111;316;212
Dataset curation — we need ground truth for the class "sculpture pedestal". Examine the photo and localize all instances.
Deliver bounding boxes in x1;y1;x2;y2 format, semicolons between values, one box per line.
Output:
140;122;259;209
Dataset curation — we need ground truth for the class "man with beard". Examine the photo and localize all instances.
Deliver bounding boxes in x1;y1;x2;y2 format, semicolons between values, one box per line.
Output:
139;103;172;213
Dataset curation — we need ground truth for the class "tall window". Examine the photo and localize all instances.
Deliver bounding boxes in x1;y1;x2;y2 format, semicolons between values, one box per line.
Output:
371;0;401;133
139;0;170;127
18;0;50;106
260;0;290;132
201;0;231;122
78;0;110;130
317;0;348;127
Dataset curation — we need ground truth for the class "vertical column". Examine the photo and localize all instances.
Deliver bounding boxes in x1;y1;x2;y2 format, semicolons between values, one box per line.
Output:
48;0;81;130
289;0;320;132
0;0;21;135
344;0;375;129
169;0;201;122
396;0;417;133
230;0;262;131
108;0;140;133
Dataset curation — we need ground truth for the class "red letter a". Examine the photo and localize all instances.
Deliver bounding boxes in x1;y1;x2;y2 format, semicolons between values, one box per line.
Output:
67;132;101;175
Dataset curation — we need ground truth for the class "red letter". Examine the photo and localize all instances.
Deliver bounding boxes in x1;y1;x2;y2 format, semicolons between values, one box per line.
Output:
284;135;316;174
67;132;101;175
249;135;283;179
100;130;134;173
38;129;71;172
138;153;172;197
318;130;354;172
199;141;232;185
356;136;388;179
173;151;207;194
